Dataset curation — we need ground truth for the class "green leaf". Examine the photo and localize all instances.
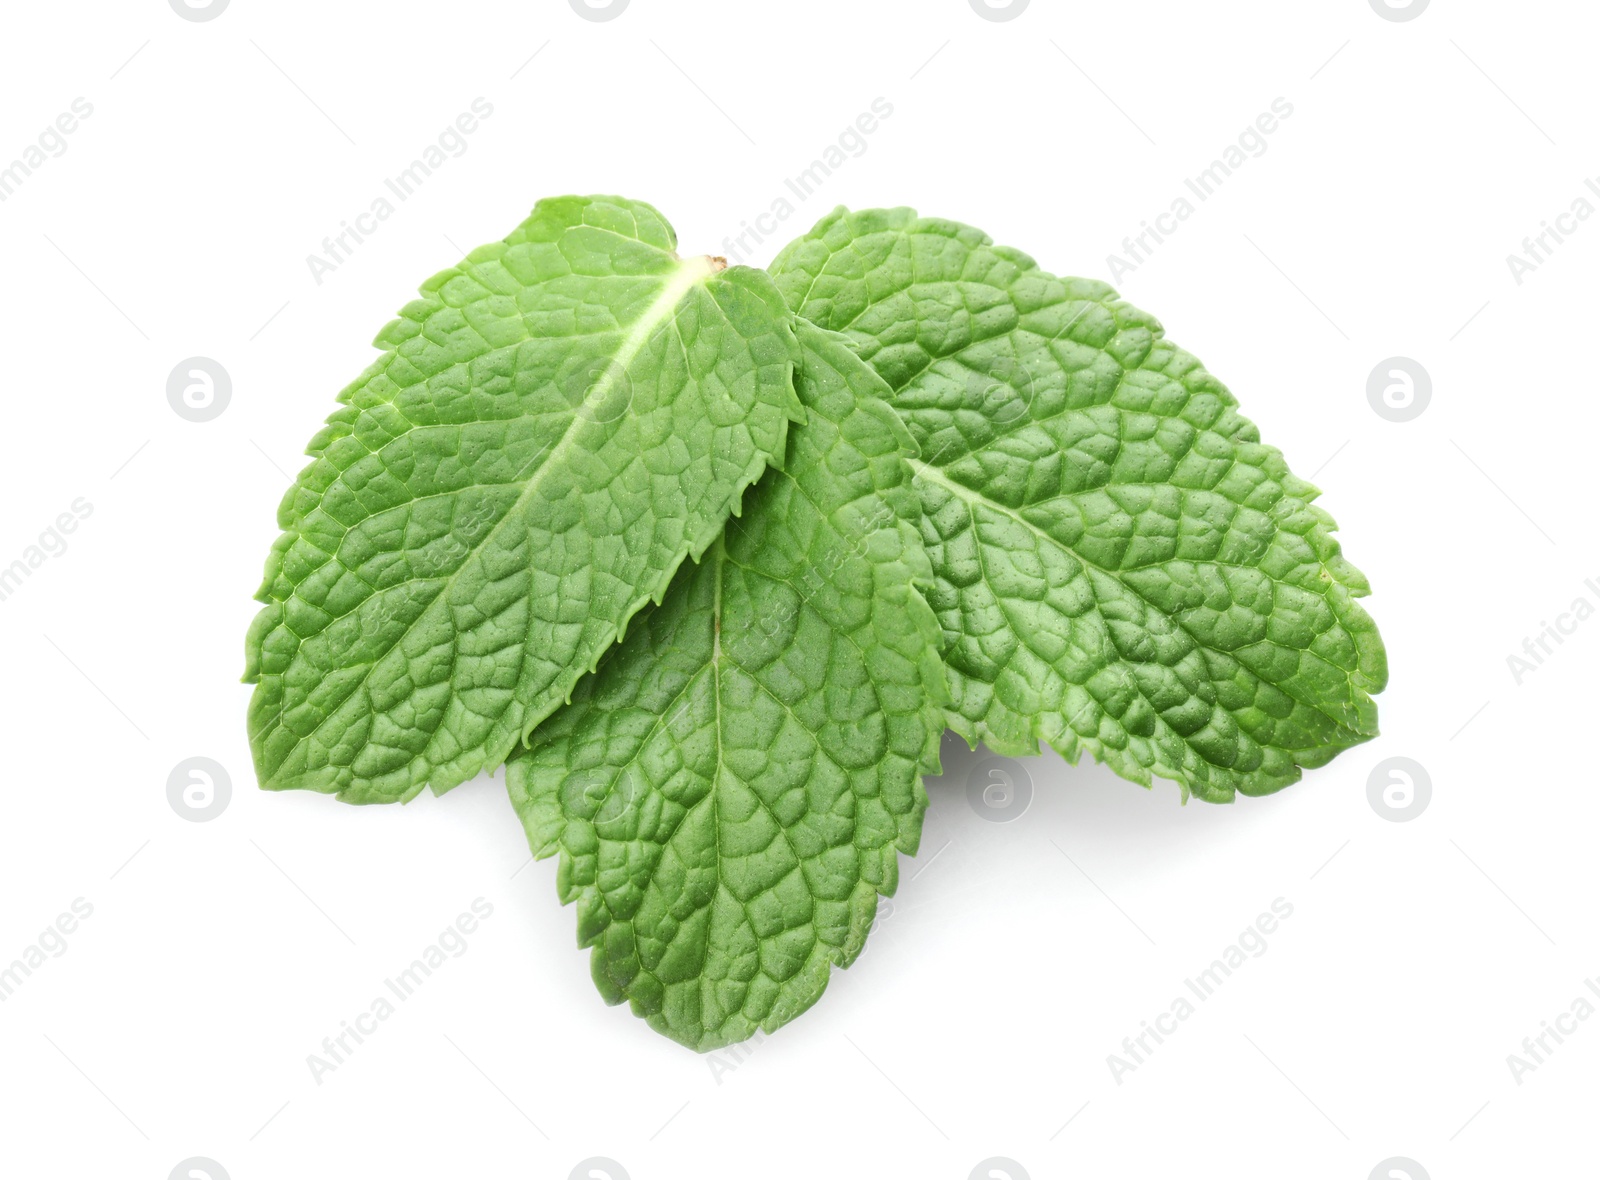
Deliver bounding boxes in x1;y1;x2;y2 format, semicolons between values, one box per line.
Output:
770;207;1386;802
245;195;804;803
506;320;947;1050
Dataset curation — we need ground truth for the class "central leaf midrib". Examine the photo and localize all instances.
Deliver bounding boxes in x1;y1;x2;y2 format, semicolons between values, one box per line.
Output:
665;538;846;996
291;255;721;774
704;537;795;986
906;457;1365;746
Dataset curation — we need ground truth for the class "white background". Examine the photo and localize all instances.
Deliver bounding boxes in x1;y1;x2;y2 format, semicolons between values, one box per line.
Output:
0;1;1594;1177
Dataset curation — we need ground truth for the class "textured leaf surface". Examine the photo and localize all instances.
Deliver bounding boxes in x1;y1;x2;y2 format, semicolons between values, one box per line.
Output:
246;195;803;803
507;321;946;1049
770;207;1386;801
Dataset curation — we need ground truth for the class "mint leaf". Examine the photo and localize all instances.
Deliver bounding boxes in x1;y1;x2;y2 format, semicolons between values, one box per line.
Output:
245;195;804;803
770;207;1386;801
506;320;946;1049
